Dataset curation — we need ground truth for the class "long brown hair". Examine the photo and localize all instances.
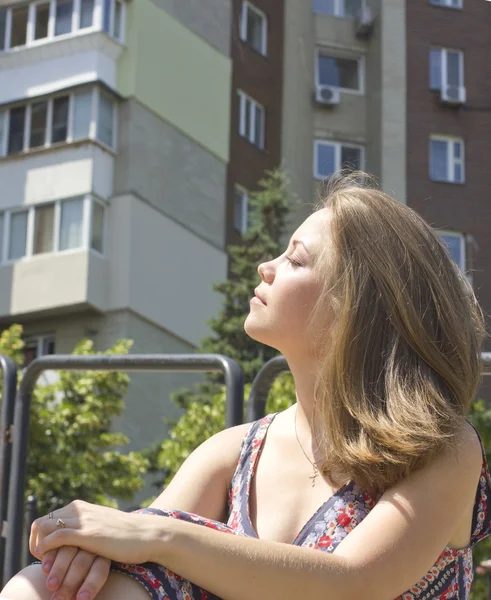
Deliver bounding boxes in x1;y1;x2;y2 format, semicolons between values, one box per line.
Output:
308;171;487;494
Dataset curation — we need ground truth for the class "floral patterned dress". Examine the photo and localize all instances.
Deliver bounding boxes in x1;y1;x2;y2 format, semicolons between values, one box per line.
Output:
111;413;491;599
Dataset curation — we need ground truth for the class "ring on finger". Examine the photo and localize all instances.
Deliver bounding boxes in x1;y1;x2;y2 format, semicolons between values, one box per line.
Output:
56;518;66;529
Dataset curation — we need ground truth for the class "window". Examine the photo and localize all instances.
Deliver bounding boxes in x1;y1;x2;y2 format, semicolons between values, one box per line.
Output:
29;101;48;148
437;232;465;271
316;52;363;93
234;186;249;234
34;2;50;40
314;140;364;179
313;0;365;18
59;197;83;250
10;5;28;47
8;106;26;155
8;210;28;260
430;0;462;8
0;197;105;263
429;137;464;183
240;1;267;55
238;91;264;149
0;0;124;51
22;334;56;367
97;91;114;147
0;87;117;157
33;203;55;254
430;48;464;91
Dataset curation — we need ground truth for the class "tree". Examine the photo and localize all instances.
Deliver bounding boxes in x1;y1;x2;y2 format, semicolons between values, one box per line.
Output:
0;324;148;515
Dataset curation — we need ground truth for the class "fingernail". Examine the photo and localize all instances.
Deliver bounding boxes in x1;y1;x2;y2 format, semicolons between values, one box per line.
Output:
42;561;52;573
47;576;59;588
78;592;90;600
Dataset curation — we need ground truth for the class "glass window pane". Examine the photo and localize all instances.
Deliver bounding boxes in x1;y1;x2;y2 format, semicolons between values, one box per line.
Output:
318;55;359;90
60;197;84;250
8;106;26;155
440;234;462;268
8;211;28;260
234;188;246;232
430;139;449;181
34;2;50;40
42;335;56;355
73;90;92;139
429;49;442;90
80;0;95;28
344;0;363;18
446;51;461;87
313;0;335;15
10;6;28;48
33;204;55;254
103;0;111;32
51;96;69;143
0;9;7;51
0;111;5;156
453;141;461;159
113;0;122;39
29;101;48;148
97;92;114;147
22;340;38;367
0;213;4;261
90;201;104;253
54;0;73;36
246;6;264;53
454;163;463;183
316;143;336;178
341;146;361;171
254;104;263;148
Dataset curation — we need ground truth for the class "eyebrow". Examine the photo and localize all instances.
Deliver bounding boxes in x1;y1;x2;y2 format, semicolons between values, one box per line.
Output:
291;239;310;253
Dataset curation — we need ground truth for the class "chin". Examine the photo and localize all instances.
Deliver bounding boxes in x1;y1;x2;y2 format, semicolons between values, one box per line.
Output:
244;316;280;351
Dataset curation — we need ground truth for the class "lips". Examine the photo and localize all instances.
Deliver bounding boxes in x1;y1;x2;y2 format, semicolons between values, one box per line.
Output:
254;288;267;305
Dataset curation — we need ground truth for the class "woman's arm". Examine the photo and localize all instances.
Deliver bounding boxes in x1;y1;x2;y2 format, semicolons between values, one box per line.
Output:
147;423;482;600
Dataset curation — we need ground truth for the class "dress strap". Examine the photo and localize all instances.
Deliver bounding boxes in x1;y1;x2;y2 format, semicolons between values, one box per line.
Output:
466;420;491;545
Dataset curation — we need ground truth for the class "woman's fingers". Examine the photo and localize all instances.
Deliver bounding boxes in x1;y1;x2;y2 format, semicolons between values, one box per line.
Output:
41;548;58;574
75;556;111;600
51;549;99;600
45;546;78;591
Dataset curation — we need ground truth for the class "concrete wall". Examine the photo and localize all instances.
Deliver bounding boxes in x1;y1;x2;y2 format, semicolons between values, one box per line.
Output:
0;144;114;208
117;0;232;162
114;100;227;249
151;0;232;56
106;194;228;347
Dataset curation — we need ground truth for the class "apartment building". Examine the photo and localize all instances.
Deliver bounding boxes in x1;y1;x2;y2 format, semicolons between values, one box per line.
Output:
0;0;234;478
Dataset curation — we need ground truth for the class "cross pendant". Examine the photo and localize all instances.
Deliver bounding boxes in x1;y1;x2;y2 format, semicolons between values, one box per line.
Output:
309;465;319;487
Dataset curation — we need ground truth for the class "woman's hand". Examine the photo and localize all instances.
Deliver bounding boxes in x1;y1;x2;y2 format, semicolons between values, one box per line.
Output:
30;500;159;565
41;547;110;600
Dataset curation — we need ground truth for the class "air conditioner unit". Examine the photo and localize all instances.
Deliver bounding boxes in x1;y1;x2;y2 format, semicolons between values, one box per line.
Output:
315;85;341;106
440;85;466;105
355;6;375;39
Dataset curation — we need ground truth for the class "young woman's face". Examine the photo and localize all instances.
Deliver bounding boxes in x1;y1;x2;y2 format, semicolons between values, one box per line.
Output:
244;208;331;359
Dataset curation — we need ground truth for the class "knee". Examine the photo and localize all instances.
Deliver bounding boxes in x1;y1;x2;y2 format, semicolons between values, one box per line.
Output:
1;564;50;600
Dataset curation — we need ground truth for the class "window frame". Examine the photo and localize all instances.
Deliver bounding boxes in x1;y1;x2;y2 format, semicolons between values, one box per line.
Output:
313;0;367;18
429;47;464;91
240;1;267;56
0;85;117;158
429;135;465;184
0;0;124;52
436;230;466;272
233;185;249;234
0;195;106;265
22;333;56;367
313;139;365;180
238;90;265;149
315;48;365;95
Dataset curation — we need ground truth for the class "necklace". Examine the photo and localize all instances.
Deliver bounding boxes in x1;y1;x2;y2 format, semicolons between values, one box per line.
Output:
294;406;320;487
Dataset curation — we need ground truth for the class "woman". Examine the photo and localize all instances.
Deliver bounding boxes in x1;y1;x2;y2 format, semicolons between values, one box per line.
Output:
2;172;489;600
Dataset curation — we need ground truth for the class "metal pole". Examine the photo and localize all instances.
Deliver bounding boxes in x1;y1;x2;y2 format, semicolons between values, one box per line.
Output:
24;496;37;568
0;356;17;585
4;353;243;582
246;356;289;421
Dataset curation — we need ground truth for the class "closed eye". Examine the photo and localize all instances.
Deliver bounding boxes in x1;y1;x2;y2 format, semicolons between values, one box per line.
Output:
286;255;303;267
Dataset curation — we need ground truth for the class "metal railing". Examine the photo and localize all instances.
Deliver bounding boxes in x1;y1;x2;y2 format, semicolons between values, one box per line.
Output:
3;354;244;583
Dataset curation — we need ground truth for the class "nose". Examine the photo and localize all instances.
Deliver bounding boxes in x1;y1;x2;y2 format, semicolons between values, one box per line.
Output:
258;260;275;283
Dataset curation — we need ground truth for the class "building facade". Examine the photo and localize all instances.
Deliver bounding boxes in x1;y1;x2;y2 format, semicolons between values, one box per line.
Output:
0;0;234;501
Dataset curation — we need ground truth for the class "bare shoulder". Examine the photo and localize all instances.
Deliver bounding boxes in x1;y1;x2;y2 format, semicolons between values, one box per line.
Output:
199;421;255;468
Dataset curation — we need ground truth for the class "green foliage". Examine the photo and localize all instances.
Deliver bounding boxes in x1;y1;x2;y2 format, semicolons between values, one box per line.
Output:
0;325;148;514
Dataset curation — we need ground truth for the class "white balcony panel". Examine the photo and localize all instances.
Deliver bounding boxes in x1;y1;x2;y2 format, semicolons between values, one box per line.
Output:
107;194;228;347
0;250;107;317
0;144;114;208
0;32;122;105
